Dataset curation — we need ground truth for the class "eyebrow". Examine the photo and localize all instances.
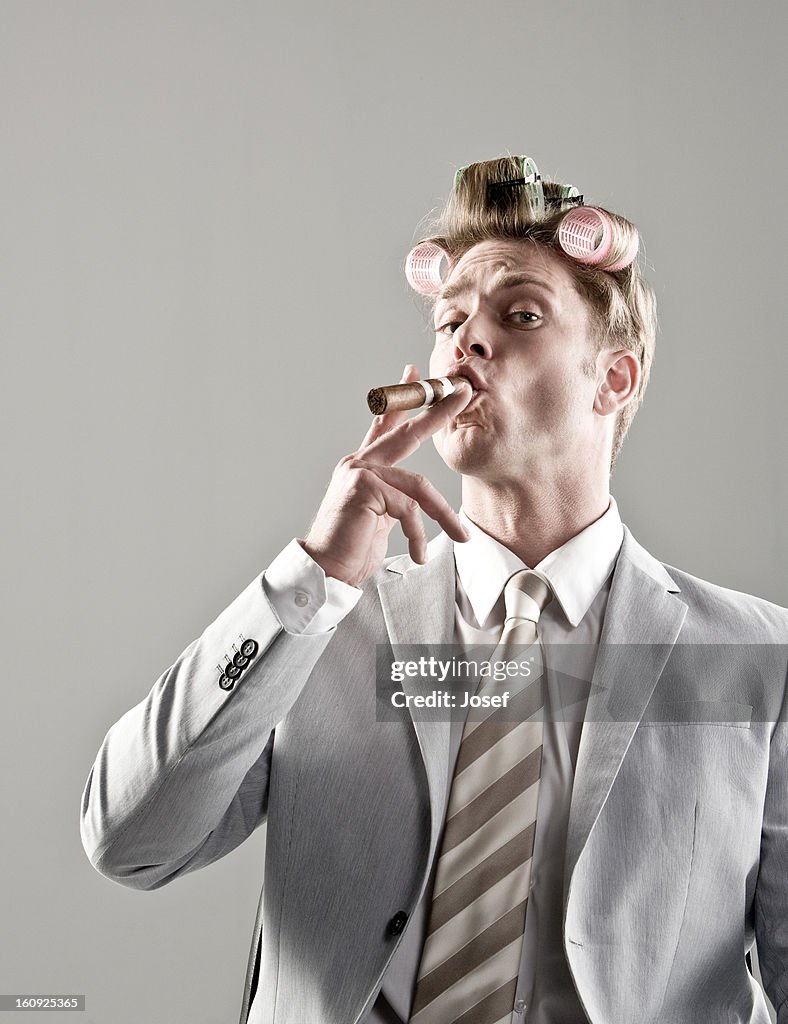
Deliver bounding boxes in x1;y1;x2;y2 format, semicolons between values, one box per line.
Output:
437;271;556;304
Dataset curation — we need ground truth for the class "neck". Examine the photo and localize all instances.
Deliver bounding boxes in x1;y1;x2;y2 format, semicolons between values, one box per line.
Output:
461;473;611;568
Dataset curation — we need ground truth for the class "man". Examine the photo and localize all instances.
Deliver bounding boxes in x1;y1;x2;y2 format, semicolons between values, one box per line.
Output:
80;155;788;1023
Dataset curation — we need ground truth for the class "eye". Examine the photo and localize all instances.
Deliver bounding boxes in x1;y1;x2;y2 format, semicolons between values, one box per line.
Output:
434;320;463;336
509;310;541;325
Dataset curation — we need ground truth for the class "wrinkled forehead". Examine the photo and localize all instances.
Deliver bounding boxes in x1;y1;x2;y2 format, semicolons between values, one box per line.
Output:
437;238;574;306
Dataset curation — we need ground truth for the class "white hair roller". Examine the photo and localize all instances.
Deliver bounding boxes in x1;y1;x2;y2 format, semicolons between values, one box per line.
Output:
519;156;545;220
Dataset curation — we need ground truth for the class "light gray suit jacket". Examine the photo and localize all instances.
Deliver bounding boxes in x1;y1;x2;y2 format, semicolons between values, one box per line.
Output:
80;527;788;1023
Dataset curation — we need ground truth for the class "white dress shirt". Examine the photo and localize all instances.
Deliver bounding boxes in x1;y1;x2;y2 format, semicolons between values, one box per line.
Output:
256;498;624;1024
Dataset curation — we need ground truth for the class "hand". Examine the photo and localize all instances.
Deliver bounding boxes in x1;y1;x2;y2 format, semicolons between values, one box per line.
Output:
301;365;473;586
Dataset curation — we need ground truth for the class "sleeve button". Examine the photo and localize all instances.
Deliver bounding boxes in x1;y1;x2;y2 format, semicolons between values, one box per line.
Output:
240;639;258;658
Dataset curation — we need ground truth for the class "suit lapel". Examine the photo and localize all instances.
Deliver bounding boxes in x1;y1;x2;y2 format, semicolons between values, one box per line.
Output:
564;527;688;895
377;533;456;864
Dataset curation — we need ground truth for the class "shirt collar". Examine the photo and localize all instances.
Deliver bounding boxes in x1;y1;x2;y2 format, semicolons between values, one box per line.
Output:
453;497;624;628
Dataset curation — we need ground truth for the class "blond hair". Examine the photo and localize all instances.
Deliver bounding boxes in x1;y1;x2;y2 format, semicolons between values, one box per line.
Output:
417;156;657;468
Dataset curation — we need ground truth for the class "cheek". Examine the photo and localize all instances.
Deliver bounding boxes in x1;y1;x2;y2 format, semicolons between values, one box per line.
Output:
510;362;583;427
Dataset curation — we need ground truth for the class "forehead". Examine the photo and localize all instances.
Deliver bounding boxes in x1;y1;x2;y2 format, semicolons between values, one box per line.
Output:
437;238;577;305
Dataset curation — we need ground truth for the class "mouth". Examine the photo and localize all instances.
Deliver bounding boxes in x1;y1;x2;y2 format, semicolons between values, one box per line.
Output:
444;365;486;395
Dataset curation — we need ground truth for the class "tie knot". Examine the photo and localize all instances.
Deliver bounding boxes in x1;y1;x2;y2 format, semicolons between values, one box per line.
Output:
502;569;553;627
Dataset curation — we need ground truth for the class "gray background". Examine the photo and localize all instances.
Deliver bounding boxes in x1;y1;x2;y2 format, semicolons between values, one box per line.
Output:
2;1;785;1022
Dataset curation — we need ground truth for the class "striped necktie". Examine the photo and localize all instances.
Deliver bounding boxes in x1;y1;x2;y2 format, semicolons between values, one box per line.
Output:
409;570;553;1024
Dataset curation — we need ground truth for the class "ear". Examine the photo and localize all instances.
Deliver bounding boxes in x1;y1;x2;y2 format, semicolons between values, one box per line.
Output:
594;348;640;417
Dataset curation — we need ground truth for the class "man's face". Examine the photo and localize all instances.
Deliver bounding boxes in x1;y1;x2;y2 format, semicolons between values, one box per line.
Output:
428;238;606;484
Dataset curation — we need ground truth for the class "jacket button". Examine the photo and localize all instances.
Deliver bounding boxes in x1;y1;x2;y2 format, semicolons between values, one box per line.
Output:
387;911;408;937
218;675;234;691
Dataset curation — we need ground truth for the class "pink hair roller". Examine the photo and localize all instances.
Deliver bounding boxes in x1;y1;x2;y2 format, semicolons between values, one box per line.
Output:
558;207;638;271
558;207;614;266
405;242;451;295
605;230;639;272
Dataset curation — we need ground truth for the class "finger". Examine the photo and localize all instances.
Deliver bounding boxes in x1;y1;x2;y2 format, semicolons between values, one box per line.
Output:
399;498;430;564
361;377;473;467
359;364;422;448
362;471;429;564
359;462;470;543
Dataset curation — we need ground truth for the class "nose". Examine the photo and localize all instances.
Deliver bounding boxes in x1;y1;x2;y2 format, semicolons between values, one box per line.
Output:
452;314;492;361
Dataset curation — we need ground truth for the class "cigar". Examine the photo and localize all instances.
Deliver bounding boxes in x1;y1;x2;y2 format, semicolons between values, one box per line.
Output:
367;375;471;415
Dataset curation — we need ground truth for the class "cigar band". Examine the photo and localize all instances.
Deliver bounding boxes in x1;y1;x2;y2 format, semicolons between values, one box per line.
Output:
437;376;455;397
419;379;436;406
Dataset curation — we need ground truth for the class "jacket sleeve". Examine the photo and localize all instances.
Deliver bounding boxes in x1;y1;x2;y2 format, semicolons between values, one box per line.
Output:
79;571;336;891
754;657;788;1021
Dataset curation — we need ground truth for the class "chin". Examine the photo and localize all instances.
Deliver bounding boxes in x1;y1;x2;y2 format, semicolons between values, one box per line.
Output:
434;428;495;477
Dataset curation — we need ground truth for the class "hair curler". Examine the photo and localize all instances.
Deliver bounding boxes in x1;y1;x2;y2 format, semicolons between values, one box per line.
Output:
558;207;638;271
405;242;451;296
605;230;640;272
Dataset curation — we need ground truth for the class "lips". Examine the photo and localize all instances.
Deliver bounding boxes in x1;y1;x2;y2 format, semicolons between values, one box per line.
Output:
444;364;486;394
